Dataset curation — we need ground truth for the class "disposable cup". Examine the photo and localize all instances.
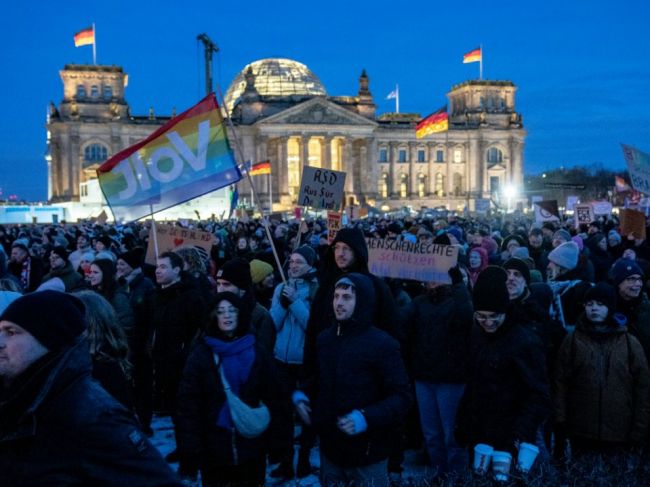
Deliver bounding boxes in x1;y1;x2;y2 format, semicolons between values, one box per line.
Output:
517;442;540;473
473;443;494;474
491;450;512;482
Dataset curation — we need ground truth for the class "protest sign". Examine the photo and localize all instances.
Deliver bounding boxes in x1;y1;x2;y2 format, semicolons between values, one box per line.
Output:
622;144;650;195
298;167;346;211
619;208;647;240
566;196;579;211
591;201;612;216
327;211;342;245
366;238;459;284
574;204;595;229
145;225;213;265
534;200;560;222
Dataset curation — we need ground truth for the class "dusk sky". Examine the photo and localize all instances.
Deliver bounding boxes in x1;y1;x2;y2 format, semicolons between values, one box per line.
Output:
1;0;649;200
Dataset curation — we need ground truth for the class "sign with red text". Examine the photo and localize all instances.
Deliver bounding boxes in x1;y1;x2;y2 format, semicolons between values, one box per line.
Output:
366;238;458;283
327;211;342;245
145;225;213;265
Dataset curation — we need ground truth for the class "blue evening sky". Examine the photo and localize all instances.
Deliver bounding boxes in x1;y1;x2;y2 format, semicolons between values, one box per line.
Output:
1;0;649;200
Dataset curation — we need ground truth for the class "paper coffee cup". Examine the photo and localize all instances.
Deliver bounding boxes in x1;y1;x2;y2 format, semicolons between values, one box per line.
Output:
473;443;494;474
517;442;540;473
491;450;512;482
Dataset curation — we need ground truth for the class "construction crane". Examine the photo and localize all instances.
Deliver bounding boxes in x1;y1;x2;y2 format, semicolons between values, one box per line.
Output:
196;33;219;96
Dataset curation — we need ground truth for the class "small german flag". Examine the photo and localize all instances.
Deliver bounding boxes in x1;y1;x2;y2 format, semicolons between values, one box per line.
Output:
74;26;94;47
250;160;271;176
463;47;481;64
416;107;448;138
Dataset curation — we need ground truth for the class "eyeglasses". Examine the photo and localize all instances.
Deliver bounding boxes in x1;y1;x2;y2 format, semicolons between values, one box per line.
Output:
474;312;504;324
624;276;643;284
216;307;238;316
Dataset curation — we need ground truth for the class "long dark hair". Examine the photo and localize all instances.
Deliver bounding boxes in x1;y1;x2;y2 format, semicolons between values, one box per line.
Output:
91;258;118;299
206;291;251;340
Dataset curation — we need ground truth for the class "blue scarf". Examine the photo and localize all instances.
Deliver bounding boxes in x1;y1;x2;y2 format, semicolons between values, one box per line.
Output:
204;334;256;430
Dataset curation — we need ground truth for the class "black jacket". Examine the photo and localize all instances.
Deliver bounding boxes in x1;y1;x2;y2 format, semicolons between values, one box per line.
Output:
455;318;551;454
0;339;180;486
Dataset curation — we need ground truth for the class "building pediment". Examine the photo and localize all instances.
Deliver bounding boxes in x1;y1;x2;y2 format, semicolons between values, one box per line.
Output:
257;98;377;127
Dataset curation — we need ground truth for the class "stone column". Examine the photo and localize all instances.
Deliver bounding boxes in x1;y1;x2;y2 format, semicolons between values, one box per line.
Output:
388;142;397;198
299;135;308;175
278;136;288;198
323;135;332;169
69;134;80;200
469;136;480;195
408;142;417;197
510;139;523;188
427;142;436;195
344;138;353;193
365;137;378;200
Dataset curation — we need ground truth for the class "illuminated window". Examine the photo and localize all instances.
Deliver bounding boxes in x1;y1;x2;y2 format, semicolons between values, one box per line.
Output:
287;138;300;197
487;147;503;164
418;174;426;197
308;138;321;168
380;173;389;198
76;85;86;99
454;149;463;163
435;173;445;197
103;85;112;100
400;174;408;198
84;144;108;162
398;149;407;163
331;139;342;171
417;150;426;162
453;173;464;196
91;85;99;98
379;148;388;162
436;150;444;162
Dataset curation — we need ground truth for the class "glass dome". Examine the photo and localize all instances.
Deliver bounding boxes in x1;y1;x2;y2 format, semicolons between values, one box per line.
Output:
224;58;327;114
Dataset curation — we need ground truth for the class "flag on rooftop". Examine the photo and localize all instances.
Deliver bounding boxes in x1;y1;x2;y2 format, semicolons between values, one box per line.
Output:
415;106;448;138
386;89;398;100
74;26;95;47
97;93;241;222
463;47;482;64
250;160;271;175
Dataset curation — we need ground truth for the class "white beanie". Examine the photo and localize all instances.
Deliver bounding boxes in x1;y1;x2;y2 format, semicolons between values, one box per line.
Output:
548;241;579;271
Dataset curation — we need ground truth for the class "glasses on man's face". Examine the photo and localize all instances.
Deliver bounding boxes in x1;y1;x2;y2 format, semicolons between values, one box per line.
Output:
624;276;643;284
474;312;503;324
216;307;238;316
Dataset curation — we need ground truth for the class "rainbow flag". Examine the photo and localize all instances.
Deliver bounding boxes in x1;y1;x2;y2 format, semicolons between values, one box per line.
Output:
463;47;482;64
74;26;94;47
250;160;271;175
97;93;241;222
416;106;448;138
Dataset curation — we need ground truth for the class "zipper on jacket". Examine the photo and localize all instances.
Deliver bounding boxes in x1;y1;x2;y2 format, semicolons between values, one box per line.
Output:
337;323;341;336
231;428;239;465
366;440;371;456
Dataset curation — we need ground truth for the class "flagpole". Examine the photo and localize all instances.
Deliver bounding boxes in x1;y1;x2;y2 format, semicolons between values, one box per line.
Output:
92;23;97;65
396;84;400;113
479;44;483;80
268;171;273;213
149;203;159;258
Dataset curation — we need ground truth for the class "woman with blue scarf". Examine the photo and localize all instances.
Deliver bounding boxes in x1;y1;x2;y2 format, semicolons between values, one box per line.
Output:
176;292;280;486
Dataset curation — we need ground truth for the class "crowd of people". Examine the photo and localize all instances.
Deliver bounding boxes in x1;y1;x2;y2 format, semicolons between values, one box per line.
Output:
0;211;649;486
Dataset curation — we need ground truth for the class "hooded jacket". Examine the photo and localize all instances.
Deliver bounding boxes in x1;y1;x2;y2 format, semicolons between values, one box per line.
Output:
309;273;412;468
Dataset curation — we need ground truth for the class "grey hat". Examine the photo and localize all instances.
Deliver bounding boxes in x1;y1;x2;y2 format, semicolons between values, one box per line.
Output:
548;241;579;270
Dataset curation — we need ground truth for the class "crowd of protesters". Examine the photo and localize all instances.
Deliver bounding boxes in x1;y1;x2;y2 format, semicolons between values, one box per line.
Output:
1;210;650;486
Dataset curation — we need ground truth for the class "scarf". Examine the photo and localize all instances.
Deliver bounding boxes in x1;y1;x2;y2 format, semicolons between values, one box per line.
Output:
19;258;31;290
204;334;256;430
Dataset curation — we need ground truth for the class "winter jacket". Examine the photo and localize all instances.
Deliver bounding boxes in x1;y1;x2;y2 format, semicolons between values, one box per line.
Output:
176;340;281;476
250;301;276;355
270;270;318;364
41;261;86;292
455;318;551;454
618;294;650;363
120;269;155;354
0;339;181;486
308;273;412;468
405;283;473;383
554;315;650;444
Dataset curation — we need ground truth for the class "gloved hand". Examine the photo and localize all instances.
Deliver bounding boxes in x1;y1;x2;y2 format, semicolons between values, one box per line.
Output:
337;410;368;435
448;265;464;285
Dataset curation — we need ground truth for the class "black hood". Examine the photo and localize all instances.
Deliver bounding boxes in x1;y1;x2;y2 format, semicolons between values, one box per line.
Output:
325;227;369;274
335;272;375;328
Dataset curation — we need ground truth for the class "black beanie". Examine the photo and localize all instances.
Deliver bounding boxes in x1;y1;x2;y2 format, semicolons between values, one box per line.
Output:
584;282;616;312
217;258;252;291
51;245;69;263
473;266;510;313
433;233;451;245
0;291;86;351
503;258;531;285
118;248;143;270
292;245;316;267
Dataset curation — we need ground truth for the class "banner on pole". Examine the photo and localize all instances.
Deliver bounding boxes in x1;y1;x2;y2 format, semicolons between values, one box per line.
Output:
97;93;241;222
145;226;214;265
620;209;647;240
327;211;342;245
366;238;458;284
622;144;650;195
534;200;560;222
298;167;346;211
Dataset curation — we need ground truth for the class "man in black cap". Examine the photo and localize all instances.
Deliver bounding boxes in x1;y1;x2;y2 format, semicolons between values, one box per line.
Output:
41;246;85;292
7;241;44;292
612;258;650;360
0;291;181;486
216;257;276;354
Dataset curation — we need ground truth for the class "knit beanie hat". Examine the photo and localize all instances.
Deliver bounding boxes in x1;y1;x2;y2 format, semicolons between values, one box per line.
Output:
292;245;316;267
503;258;531;285
553;229;571;244
51;245;69;263
0;291;86;351
584;282;616;312
216;258;252;291
433;233;451;245
250;259;274;285
571;235;584;251
610;258;645;286
511;246;530;260
118;248;143;270
548;241;579;271
473;266;510;313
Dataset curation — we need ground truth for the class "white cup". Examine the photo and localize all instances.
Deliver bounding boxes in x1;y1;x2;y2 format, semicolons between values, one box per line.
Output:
491;450;512;482
517;442;540;473
473;443;494;474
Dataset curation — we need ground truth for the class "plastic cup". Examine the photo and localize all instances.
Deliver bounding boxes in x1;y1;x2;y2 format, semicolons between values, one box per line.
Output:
491;450;512;482
517;442;540;473
473;443;494;474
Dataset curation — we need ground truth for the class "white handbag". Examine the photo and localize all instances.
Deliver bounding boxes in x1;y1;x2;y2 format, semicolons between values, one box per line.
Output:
213;354;270;438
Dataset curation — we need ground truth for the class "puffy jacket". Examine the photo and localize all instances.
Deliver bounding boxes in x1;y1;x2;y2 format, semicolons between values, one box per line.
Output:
41;261;86;292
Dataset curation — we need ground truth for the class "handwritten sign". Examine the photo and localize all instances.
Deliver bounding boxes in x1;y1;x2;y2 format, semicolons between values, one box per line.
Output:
327;211;342;245
298;167;346;211
574;204;595;229
366;238;459;283
145;226;213;265
622;144;650;195
591;201;612;216
620;208;647;240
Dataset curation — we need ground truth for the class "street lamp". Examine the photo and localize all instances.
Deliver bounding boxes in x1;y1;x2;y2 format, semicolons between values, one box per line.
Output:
503;184;517;213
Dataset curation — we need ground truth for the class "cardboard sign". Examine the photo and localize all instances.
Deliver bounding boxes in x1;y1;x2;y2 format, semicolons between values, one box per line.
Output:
327;211;342;245
622;144;650;195
145;226;213;265
591;201;612;216
620;208;647;240
574;204;595;229
298;167;346;211
366;238;459;284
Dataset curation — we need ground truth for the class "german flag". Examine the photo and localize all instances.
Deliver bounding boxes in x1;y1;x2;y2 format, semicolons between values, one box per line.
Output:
463;47;481;64
415;107;448;138
74;26;94;47
250;160;271;176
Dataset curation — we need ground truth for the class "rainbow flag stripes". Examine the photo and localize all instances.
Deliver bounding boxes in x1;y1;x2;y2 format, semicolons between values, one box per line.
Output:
463;47;482;64
74;27;94;47
415;107;448;138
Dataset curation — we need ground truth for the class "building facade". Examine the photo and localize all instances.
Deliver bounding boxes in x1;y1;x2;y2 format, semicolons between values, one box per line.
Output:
47;59;525;213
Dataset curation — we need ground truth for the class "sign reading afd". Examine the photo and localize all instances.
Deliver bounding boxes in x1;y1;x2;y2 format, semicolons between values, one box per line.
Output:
298;166;346;211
